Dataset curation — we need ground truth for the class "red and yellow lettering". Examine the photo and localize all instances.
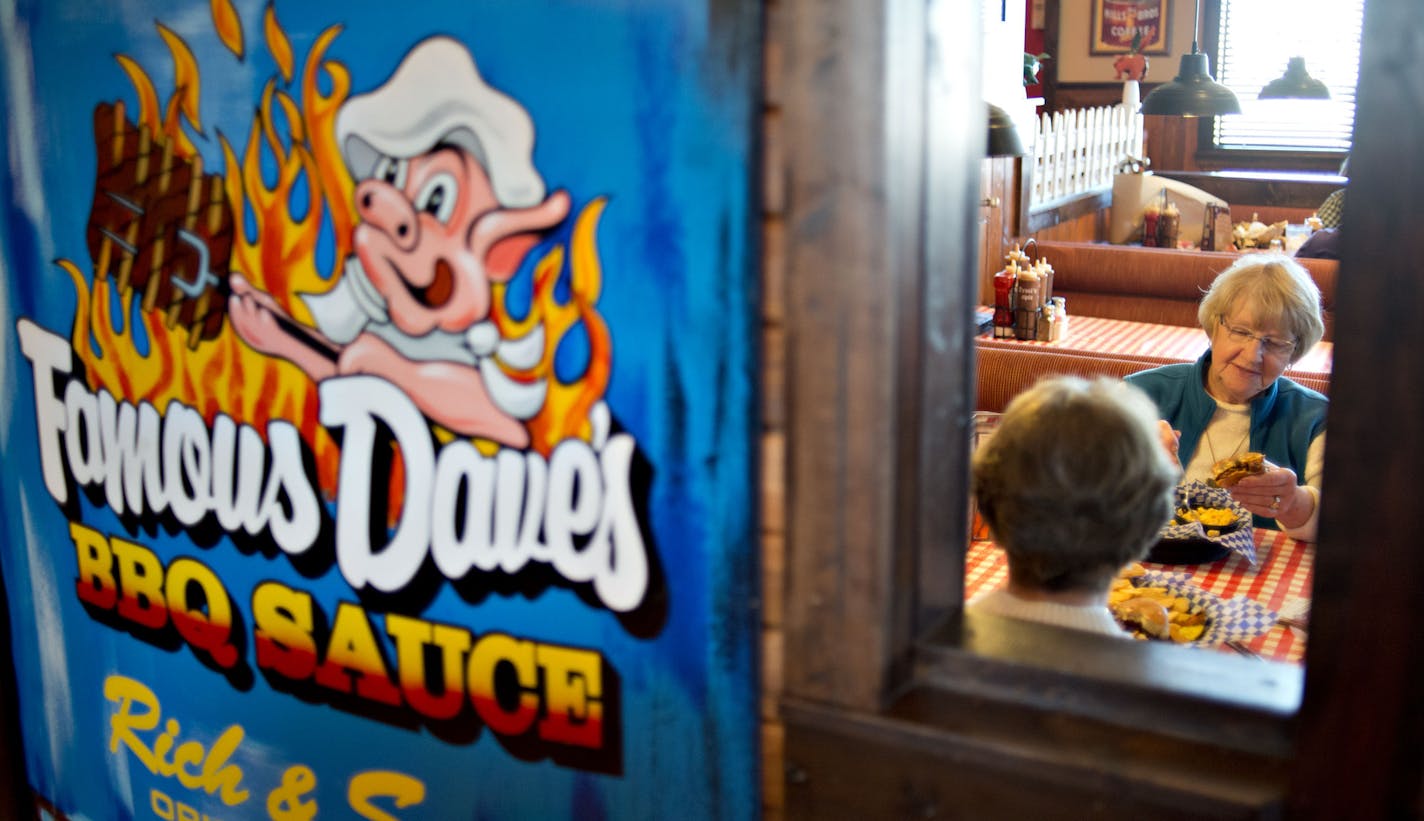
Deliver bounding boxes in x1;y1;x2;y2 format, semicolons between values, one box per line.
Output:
72;521;117;609
252;581;318;680
165;558;238;668
537;643;603;748
112;537;167;629
315;602;400;705
467;633;539;736
385;613;471;720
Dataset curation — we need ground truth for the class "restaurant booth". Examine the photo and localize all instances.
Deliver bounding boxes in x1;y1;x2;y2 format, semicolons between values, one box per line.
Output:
2;0;1424;819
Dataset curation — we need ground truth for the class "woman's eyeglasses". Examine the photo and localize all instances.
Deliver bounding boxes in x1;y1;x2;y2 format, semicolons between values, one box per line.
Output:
1218;316;1297;356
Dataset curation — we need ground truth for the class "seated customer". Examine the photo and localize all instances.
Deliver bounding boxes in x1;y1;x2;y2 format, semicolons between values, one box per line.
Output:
1127;254;1327;540
969;376;1177;637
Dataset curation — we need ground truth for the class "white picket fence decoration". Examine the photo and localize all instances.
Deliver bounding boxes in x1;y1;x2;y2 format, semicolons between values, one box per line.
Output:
1030;104;1144;207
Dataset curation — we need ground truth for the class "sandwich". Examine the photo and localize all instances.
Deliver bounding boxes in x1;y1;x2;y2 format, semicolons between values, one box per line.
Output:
1211;452;1265;488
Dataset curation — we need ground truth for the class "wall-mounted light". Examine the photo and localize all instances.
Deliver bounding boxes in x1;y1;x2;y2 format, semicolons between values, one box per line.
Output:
1139;0;1241;117
987;103;1026;157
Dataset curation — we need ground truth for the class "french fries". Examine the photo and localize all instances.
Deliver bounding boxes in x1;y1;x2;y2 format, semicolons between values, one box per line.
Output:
1174;506;1237;528
1109;563;1208;642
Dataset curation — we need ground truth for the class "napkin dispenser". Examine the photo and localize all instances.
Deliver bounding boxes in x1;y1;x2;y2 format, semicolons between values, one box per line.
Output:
1110;169;1222;248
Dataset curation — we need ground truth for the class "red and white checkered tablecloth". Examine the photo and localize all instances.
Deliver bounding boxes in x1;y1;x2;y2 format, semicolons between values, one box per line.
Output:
978;314;1333;385
965;529;1312;663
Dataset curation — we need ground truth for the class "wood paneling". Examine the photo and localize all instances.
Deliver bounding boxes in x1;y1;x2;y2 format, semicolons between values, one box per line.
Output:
1287;0;1424;814
771;0;1424;818
775;0;982;710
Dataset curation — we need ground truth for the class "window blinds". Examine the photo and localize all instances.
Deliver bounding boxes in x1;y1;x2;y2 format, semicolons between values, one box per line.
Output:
1213;0;1363;151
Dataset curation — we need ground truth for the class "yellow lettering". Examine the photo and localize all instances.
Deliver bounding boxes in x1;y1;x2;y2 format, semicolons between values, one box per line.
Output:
203;726;251;806
103;674;250;806
348;770;426;821
172;739;207;788
105;674;161;771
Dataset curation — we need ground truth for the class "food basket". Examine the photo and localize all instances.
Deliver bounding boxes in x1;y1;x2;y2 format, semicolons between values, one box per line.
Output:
1147;480;1256;566
1123;569;1276;647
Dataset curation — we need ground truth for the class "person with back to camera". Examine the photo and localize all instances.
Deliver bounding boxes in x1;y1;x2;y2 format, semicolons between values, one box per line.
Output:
969;376;1178;637
1127;254;1328;540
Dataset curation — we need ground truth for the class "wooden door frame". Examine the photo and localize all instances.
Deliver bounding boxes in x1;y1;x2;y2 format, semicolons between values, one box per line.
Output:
777;0;1424;816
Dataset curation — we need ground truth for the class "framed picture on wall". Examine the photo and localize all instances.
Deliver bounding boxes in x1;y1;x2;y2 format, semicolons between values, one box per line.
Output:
1089;0;1171;54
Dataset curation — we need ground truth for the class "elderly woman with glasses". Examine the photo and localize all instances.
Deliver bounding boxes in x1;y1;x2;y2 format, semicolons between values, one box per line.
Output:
1126;254;1327;540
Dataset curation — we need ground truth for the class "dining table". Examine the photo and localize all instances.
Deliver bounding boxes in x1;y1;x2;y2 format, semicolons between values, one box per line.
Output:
964;528;1313;663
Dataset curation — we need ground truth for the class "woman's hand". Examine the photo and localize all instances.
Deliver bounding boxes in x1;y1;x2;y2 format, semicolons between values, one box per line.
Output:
1230;460;1314;528
1156;420;1182;468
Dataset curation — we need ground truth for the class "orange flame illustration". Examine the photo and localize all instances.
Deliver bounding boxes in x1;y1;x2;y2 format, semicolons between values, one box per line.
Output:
211;0;244;60
264;3;295;85
62;11;614;512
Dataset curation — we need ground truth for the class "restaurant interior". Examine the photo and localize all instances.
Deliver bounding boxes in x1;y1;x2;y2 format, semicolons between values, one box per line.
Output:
762;0;1423;817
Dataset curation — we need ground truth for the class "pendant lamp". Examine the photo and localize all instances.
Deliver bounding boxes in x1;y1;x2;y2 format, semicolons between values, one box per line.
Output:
986;103;1027;157
1259;57;1330;99
1139;0;1241;117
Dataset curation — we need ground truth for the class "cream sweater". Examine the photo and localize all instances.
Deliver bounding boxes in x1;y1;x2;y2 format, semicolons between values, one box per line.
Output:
968;588;1128;638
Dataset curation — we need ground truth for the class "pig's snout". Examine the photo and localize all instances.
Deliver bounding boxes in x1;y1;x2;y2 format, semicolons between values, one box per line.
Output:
355;180;419;251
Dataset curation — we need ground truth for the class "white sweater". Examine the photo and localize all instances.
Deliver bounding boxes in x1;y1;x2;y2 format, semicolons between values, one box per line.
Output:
968;588;1128;638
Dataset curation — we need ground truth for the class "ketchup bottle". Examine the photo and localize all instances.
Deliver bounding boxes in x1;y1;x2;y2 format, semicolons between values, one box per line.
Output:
993;264;1017;338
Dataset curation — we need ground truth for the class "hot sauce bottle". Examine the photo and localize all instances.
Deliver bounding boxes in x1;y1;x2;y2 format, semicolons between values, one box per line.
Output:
1142;203;1161;247
993;262;1017;338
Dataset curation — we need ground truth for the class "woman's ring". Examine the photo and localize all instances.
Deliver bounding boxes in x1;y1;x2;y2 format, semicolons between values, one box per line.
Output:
1271;495;1281;510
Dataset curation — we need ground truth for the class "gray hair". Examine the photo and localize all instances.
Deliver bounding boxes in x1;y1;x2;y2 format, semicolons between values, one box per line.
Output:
972;376;1177;593
1197;254;1325;363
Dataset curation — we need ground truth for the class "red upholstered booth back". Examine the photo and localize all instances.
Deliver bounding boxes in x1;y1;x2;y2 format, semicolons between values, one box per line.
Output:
975;346;1330;413
1033;241;1338;341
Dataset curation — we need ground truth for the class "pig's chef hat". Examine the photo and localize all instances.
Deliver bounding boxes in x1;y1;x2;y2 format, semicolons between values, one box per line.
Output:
335;36;545;208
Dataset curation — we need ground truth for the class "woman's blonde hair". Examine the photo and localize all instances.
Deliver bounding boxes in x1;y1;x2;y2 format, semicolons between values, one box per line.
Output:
1198;254;1325;363
972;376;1177;592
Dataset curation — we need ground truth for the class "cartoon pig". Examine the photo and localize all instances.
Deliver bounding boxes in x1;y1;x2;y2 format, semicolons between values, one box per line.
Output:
229;36;569;449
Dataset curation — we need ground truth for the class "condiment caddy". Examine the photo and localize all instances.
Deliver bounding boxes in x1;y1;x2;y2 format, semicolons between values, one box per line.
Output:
990;239;1067;342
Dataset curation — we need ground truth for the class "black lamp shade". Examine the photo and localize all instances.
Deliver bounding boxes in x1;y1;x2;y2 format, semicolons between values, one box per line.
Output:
987;103;1026;157
1259;57;1330;99
1139;52;1242;117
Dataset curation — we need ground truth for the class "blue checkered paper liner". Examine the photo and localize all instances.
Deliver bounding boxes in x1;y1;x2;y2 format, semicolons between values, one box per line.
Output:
1134;569;1277;645
1157;480;1257;566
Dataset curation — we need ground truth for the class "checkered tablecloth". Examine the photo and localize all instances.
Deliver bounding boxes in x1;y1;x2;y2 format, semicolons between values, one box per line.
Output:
977;314;1333;386
964;529;1313;663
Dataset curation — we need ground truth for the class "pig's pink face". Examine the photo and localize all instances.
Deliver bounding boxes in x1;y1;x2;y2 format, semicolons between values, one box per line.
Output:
352;147;508;337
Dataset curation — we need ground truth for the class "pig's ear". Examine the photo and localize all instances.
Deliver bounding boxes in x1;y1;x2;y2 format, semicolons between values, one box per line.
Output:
485;233;542;283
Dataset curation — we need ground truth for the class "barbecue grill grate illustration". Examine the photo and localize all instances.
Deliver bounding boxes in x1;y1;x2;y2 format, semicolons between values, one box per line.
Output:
85;100;232;348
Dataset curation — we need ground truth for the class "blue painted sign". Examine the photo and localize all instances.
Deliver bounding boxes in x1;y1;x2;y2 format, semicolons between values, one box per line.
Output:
0;2;760;817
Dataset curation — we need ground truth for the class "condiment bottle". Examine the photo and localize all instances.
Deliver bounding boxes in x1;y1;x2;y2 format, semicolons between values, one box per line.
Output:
1142;204;1161;247
993;262;1017;338
1036;257;1054;306
1158;201;1180;249
1014;267;1041;340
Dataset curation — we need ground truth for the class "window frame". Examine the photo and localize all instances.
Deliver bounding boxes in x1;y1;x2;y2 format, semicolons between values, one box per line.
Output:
1192;0;1357;170
776;0;1424;816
